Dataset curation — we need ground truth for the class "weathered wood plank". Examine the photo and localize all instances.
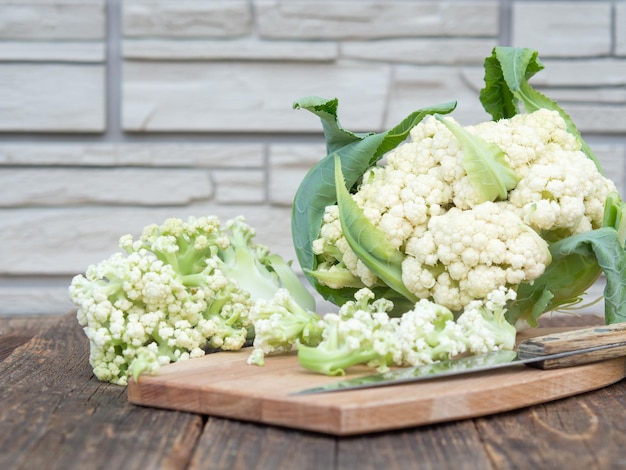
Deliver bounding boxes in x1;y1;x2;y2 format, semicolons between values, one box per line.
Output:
335;420;494;470
0;315;61;362
189;417;335;470
0;313;203;470
475;383;626;469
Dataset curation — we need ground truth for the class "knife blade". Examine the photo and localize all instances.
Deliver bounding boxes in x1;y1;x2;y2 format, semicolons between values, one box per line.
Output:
292;322;626;395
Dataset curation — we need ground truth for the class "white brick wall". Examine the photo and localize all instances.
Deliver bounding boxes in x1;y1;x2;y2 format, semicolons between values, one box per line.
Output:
512;2;613;56
1;0;625;316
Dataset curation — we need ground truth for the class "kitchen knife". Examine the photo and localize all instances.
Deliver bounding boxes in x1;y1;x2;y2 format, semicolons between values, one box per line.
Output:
292;322;626;395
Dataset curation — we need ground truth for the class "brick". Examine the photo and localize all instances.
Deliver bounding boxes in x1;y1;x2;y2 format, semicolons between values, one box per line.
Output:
0;41;105;62
531;59;626;87
0;205;296;276
212;170;266;203
617;3;626;56
386;65;491;128
122;61;390;132
543;88;626;105
269;143;326;206
564;104;626;134
256;1;499;39
0;1;105;40
341;38;497;65
0;64;105;132
123;39;338;61
0;143;264;168
0;168;213;206
0;280;77;316
591;143;626;196
512;2;612;57
123;0;252;38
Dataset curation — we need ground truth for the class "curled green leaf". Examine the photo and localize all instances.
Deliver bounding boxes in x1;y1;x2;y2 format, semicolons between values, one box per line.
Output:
436;115;520;202
334;156;418;303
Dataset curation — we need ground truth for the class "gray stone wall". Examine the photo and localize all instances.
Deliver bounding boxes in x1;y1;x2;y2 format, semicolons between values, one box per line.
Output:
1;0;624;315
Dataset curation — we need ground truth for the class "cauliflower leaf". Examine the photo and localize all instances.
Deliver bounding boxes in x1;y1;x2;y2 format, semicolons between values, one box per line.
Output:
435;115;520;203
480;46;602;172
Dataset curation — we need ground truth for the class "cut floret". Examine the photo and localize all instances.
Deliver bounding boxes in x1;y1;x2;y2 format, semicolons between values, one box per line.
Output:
455;286;518;352
297;288;397;376
246;288;323;365
391;299;467;366
294;287;517;376
70;215;315;385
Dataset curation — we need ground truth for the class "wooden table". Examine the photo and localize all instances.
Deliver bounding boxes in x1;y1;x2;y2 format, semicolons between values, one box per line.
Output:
2;312;626;469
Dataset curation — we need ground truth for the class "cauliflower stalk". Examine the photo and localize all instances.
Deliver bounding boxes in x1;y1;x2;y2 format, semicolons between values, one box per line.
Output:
292;46;626;329
246;288;324;366
69;216;317;385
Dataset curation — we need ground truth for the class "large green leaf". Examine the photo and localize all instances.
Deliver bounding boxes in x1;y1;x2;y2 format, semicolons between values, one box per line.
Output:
291;98;456;304
508;227;626;326
480;47;543;120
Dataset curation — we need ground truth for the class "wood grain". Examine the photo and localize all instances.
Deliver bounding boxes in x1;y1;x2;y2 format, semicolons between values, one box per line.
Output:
189;417;336;470
127;331;626;435
476;383;626;469
0;315;60;361
0;313;203;470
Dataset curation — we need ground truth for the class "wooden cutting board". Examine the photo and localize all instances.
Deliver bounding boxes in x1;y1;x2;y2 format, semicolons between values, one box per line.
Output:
127;328;626;435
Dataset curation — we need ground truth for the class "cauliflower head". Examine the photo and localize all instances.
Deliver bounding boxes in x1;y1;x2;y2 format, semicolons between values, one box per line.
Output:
311;109;616;313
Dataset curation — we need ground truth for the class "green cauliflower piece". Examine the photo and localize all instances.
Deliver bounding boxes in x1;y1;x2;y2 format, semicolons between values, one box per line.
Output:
295;287;517;376
69;215;315;385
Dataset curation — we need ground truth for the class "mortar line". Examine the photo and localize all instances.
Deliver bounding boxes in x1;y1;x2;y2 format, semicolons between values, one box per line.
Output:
500;0;513;46
105;0;123;142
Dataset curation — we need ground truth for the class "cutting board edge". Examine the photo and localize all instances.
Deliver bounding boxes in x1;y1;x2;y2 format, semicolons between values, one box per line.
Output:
329;357;626;435
128;357;626;436
287;357;626;435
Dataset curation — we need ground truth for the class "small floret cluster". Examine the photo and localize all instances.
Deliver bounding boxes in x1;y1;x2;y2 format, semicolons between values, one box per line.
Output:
69;216;315;385
246;288;324;365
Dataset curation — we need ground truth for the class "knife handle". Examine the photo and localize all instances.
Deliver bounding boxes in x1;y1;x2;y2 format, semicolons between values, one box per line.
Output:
518;322;626;370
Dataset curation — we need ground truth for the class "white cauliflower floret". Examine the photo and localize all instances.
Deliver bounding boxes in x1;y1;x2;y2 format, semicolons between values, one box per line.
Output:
470;108;578;174
71;247;231;385
312;205;380;288
392;299;467;366
402;202;550;311
295;287;517;375
247;288;322;363
507;149;616;237
296;288;398;375
456;286;518;354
